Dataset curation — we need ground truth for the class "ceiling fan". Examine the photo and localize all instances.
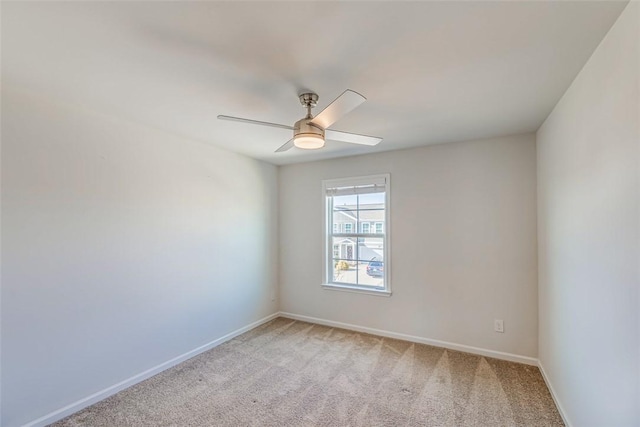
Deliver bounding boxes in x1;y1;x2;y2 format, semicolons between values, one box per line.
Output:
218;90;382;152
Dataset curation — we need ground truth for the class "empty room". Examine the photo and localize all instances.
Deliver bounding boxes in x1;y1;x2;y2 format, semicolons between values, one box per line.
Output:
1;1;638;426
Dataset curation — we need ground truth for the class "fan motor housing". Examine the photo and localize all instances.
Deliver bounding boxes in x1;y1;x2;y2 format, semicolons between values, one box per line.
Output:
294;118;324;139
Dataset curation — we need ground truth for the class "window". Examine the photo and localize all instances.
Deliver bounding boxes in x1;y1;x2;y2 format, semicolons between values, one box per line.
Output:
323;174;390;295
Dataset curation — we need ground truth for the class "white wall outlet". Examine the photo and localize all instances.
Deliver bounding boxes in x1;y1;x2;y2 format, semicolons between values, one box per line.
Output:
270;289;277;302
494;319;504;333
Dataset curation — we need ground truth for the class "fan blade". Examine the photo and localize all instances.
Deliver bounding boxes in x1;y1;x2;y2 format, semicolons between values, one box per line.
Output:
310;90;366;129
275;139;295;153
325;129;382;146
217;115;294;131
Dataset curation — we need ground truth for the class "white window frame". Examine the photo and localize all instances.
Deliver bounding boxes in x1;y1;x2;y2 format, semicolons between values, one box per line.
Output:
322;174;391;296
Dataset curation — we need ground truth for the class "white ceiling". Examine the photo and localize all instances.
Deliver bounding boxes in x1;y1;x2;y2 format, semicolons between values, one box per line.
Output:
2;1;627;165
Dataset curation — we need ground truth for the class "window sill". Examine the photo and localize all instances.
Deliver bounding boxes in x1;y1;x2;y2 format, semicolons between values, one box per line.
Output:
322;283;392;297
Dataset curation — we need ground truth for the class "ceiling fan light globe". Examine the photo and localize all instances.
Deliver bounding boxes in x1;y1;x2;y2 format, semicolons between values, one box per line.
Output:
294;134;325;150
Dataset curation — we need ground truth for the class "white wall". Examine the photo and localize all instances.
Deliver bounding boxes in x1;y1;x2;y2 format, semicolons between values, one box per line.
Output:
279;134;538;358
536;2;639;426
0;89;279;427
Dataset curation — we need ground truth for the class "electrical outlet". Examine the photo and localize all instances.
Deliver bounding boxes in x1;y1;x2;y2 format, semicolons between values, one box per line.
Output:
494;319;504;333
270;290;277;302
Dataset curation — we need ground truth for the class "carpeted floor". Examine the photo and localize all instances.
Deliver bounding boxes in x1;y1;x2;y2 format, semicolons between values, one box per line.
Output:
52;317;563;426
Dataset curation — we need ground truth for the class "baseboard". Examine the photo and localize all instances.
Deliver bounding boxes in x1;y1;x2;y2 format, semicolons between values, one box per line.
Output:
21;311;543;427
22;312;280;427
279;312;538;366
538;360;572;427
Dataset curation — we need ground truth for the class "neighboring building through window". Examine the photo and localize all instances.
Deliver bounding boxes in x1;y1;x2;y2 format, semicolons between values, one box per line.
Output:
322;174;390;295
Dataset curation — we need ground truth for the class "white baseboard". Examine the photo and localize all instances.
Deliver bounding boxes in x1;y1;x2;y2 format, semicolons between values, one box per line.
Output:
22;311;545;427
538;360;572;427
22;312;280;427
279;312;538;366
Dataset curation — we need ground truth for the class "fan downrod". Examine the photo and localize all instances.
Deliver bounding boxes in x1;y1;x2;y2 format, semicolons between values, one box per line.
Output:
299;93;318;119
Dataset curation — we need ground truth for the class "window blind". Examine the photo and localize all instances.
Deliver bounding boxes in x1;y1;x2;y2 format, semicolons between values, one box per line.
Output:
325;176;387;196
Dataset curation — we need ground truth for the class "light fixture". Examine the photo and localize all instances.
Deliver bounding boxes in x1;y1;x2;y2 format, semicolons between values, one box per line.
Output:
294;133;325;149
293;115;325;150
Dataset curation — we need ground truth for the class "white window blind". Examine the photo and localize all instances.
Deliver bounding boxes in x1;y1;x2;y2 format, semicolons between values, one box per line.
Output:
324;176;387;197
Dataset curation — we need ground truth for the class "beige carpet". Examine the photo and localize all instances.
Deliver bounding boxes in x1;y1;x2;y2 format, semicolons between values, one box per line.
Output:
52;317;563;426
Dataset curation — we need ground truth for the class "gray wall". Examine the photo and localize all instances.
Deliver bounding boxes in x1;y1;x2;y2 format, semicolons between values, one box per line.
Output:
536;2;639;426
279;134;538;358
1;89;279;427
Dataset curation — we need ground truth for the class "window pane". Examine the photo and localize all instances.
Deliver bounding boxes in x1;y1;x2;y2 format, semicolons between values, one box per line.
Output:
334;259;384;288
332;237;357;261
358;192;385;208
358;209;384;232
356;237;384;287
357;237;384;287
375;222;384;234
332;259;357;285
357;237;384;262
357;259;384;287
333;194;358;208
333;206;357;234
